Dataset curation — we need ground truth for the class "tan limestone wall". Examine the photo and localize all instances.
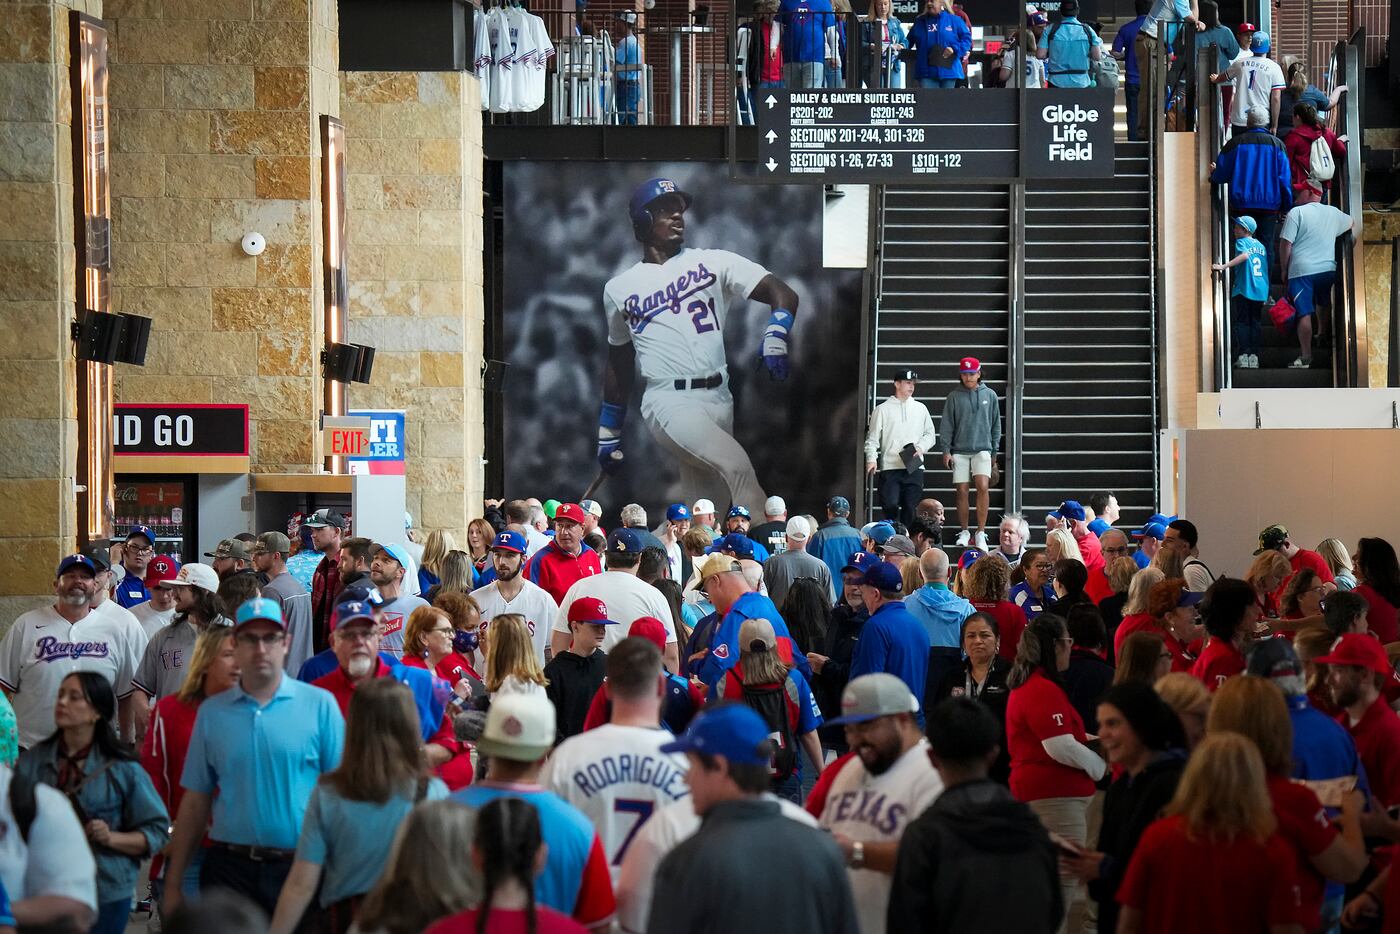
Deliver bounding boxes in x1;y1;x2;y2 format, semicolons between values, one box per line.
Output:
0;1;101;614
340;73;485;538
106;0;331;472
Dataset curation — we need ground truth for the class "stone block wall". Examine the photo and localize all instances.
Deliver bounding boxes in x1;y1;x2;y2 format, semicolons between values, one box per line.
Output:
106;0;334;472
0;0;101;614
341;73;485;538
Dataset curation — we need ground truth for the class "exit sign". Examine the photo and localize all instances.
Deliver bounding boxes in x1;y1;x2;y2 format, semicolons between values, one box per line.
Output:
323;416;372;457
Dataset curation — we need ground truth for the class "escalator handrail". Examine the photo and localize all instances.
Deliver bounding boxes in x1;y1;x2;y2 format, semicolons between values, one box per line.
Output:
1326;31;1368;387
1197;45;1231;390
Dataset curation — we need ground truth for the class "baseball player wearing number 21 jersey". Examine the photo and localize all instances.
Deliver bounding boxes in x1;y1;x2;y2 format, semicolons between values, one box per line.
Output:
598;177;802;513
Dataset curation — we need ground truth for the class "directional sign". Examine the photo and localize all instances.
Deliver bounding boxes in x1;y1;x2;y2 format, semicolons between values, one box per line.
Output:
753;88;1114;183
757;89;1019;182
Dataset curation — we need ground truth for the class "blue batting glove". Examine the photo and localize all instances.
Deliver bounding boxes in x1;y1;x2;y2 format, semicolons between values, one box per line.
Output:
761;308;793;382
597;402;626;473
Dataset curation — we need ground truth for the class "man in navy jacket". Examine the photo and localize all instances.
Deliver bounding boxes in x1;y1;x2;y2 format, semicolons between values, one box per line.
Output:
1209;104;1292;276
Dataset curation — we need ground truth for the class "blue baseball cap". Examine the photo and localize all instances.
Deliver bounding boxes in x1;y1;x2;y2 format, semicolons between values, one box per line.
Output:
607;527;643;555
371;542;412;569
869;523;896;546
1234;215;1258;235
659;704;774;766
125;525;156;546
859;561;904;592
235;596;286;629
666;503;691;522
334;599;378;629
1176;590;1204;608
712;533;755;560
1132;522;1167;541
56;553;98;577
1088;518;1112;536
490;530;527;554
827;496;851;516
958;548;986;569
842;551;880;573
1053;500;1087;522
1250;31;1270;53
727;505;750;519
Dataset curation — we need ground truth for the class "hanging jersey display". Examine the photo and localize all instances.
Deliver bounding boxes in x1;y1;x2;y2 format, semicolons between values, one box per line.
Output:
477;4;554;113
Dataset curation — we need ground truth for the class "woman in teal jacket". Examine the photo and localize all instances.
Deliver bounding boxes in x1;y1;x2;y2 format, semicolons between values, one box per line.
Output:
906;0;972;88
16;672;169;934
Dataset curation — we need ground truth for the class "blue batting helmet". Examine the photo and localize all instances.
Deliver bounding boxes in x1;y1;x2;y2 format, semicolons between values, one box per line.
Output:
630;177;692;240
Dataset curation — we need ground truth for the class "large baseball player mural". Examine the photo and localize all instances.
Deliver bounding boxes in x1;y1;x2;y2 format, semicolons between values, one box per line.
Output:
596;177;800;512
501;162;861;513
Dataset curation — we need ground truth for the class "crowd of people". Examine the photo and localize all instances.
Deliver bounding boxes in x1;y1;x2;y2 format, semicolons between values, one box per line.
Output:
4;485;1400;934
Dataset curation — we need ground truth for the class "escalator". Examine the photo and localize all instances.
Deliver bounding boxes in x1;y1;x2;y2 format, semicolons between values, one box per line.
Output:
1204;32;1370;390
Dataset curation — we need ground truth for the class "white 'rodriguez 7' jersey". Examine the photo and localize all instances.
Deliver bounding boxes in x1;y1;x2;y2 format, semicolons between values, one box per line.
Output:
539;723;690;881
604;247;770;382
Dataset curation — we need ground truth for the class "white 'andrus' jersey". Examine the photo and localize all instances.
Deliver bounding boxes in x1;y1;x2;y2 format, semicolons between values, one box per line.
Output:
539;723;690;881
816;740;944;934
604;247;770;382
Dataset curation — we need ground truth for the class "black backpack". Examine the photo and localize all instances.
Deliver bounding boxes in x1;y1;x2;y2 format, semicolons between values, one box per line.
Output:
741;679;801;782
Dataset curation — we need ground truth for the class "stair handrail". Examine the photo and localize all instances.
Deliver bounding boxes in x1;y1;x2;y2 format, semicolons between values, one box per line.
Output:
1326;31;1369;387
1197;44;1231;391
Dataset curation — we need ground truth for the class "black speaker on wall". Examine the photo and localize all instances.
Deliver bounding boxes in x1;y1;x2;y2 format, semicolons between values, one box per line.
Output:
72;310;123;364
114;313;152;365
323;342;377;384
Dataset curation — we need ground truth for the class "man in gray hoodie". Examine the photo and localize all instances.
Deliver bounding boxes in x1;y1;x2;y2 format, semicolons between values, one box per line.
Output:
939;357;1002;550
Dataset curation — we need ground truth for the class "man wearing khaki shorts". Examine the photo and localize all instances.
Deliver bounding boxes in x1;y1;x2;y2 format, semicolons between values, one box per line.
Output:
939;357;1001;550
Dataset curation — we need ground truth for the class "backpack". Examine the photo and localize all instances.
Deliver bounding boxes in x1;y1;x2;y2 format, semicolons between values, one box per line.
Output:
740;678;801;782
1308;133;1336;183
1092;54;1120;89
1046;20;1094;76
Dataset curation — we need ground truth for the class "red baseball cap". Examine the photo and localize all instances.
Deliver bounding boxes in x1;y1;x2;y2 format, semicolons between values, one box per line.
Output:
567;597;618;625
1237;21;1257;31
144;555;180;588
554;502;586;525
959;356;981;373
1315;633;1392;677
627;616;669;652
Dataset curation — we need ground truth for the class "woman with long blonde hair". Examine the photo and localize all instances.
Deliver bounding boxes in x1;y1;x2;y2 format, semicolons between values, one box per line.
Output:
1046;528;1083;566
417;530;458;594
1149;544;1184;580
426;550;474;603
1245;551;1292;620
270;679;448;934
484;614;548;697
352;800;479;934
1116;732;1305;934
1113;567;1166;657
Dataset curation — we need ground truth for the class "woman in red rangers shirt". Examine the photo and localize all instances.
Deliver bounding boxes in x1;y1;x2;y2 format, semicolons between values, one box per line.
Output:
1117;732;1304;934
1005;614;1106;927
1192;578;1260;692
1208;676;1367;933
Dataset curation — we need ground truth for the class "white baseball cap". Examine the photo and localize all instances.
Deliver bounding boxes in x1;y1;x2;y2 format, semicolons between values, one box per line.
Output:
477;693;556;762
692;498;716;516
160;562;220;594
764;495;786;516
786;516;812;541
580;499;604;519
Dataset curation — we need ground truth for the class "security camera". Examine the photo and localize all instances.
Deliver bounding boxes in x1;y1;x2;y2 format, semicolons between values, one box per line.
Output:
241;232;266;257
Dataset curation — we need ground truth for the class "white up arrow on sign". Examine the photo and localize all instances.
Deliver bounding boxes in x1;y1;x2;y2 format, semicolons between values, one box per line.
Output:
765;129;776;143
766;94;777;108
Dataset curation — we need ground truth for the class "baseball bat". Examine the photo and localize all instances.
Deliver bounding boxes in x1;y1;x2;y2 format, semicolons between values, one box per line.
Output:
580;469;608;503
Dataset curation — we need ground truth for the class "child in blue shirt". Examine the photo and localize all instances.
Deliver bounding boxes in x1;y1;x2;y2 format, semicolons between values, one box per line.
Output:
1212;215;1269;368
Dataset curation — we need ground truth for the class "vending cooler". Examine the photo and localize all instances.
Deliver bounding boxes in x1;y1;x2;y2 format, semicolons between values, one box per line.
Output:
113;475;199;565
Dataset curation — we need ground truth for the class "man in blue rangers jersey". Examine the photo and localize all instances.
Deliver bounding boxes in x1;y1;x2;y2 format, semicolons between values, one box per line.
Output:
597;177;802;512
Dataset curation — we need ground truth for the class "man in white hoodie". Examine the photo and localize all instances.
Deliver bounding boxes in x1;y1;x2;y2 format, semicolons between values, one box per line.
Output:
864;369;937;528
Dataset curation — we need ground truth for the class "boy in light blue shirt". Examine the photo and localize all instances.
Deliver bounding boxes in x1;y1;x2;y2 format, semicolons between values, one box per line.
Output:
1212;215;1269;368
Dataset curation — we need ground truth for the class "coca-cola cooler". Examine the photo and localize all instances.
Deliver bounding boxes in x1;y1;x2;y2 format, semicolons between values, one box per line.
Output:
113;477;198;564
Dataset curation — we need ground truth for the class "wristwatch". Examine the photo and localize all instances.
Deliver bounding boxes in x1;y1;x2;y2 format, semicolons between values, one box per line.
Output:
850;841;866;869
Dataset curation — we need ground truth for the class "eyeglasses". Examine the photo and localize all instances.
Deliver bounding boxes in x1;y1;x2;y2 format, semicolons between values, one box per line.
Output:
1055;636;1074;646
235;632;285;648
127;545;154;555
336;628;381;643
1032;563;1054;571
430;626;455;635
1103;547;1129;556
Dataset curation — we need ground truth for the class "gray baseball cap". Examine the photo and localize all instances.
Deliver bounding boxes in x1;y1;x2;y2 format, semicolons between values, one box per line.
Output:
881;534;917;557
827;673;920;725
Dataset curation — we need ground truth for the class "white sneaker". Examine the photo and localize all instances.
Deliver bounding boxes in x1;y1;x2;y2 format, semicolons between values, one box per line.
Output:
1235;354;1250;368
1248;354;1259;368
955;530;971;547
974;530;990;550
1289;356;1311;369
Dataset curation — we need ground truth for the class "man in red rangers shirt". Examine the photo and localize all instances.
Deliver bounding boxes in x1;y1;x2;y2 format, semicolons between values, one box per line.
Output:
527;502;603;604
1256;523;1335;601
1317;633;1400;807
312;599;473;790
1192;578;1256;691
1052;501;1104;575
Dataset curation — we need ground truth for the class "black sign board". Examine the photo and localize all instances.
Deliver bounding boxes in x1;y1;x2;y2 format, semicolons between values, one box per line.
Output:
1023;90;1116;177
757;89;1018;182
753;88;1113;183
112;404;249;457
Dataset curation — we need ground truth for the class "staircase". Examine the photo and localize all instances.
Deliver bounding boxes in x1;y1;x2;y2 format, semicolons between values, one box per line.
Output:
1020;141;1158;529
873;184;1011;521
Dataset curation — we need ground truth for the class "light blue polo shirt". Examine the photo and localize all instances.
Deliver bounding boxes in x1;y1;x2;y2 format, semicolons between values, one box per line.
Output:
181;674;345;850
